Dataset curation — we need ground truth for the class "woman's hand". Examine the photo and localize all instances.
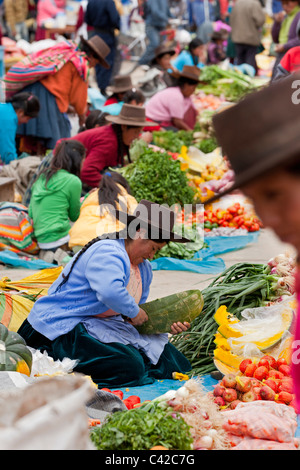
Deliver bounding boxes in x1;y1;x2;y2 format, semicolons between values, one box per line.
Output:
170;321;190;335
128;308;148;326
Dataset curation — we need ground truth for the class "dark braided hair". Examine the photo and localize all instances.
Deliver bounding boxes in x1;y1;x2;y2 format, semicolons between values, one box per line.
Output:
98;170;132;216
42;139;86;187
55;227;132;292
111;123;132;166
7;92;40;118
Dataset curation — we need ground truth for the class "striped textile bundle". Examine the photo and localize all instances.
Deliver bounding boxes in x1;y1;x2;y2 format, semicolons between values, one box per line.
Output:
4;40;89;99
0;202;38;254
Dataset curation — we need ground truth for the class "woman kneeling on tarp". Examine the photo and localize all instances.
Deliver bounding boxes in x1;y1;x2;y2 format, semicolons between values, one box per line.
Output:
145;65;200;131
18;200;192;388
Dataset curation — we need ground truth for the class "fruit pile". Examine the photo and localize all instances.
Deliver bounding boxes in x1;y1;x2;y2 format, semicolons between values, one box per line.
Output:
204;203;262;232
212;355;295;410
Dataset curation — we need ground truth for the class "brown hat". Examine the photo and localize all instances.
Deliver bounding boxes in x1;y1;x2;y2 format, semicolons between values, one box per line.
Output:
204;72;300;204
105;103;155;127
80;35;111;69
171;65;201;82
116;199;191;243
151;44;176;65
110;75;133;93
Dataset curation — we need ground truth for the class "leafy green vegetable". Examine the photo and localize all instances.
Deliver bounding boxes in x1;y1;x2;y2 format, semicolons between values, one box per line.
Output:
153;224;207;260
152;130;195;153
198;65;259;101
117;148;197;206
196;137;218;154
90;402;193;450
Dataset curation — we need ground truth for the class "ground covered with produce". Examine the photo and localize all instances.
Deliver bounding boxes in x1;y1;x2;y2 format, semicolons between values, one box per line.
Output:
0;61;299;452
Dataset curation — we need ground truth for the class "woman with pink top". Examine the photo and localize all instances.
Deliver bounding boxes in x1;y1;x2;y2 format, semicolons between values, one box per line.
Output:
145;65;200;131
36;0;66;40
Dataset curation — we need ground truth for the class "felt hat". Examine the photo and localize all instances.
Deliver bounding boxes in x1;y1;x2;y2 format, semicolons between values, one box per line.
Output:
105;103;155;127
150;44;176;65
110;75;133;93
116;199;191;243
171;65;202;82
204;72;300;204
80;35;111;69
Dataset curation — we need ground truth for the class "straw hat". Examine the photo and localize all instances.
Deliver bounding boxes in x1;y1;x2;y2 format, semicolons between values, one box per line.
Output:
80;35;111;69
105;104;155;127
150;44;176;65
205;72;300;204
116;199;191;243
110;75;133;93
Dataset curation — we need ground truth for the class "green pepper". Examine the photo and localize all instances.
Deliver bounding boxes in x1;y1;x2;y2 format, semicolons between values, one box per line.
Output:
204;221;212;229
211;223;219;228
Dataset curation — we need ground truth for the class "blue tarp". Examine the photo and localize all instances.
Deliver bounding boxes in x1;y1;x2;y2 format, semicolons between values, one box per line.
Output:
150;232;260;274
0;250;55;270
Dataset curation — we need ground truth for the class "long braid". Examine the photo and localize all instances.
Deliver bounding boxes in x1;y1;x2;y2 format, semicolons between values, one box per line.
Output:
55;228;130;292
55;236;101;292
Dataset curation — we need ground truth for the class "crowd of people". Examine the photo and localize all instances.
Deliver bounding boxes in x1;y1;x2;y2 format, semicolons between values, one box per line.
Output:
1;0;300;391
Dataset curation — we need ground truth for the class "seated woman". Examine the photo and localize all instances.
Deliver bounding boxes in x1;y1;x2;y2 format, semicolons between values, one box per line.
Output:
138;44;178;98
69;104;154;189
171;38;206;72
145;66;200;131
18;199;192;388
0;92;40;164
104;75;133;106
29;139;86;252
69;170;137;253
102;88;145;116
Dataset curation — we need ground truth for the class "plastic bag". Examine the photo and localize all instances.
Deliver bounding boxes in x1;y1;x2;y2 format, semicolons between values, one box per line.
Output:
227;297;295;355
0;374;95;450
222;401;298;443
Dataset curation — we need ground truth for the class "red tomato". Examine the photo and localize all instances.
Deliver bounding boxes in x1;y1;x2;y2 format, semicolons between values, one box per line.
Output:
258;358;270;370
239;358;252;374
276;358;288;369
244;363;257;377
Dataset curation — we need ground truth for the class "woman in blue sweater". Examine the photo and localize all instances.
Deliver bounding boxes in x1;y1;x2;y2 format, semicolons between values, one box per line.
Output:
0;92;40;164
18;200;192;388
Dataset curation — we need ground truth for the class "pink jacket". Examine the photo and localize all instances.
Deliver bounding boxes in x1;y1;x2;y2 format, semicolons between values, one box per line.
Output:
36;0;66;27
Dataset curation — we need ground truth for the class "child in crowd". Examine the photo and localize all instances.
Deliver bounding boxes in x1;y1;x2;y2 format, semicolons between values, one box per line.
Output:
207;31;227;64
29;140;86;255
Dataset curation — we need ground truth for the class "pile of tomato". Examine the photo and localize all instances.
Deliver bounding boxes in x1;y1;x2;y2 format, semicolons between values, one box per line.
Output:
204;202;262;232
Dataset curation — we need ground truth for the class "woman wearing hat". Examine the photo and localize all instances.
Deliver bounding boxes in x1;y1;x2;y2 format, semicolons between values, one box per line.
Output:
205;72;300;413
104;75;134;106
18;200;192;388
4;35;111;155
68;104;154;189
145;65;200;131
138;44;178;98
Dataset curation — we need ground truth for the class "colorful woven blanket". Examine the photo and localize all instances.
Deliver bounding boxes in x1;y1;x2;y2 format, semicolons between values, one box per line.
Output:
4;40;89;99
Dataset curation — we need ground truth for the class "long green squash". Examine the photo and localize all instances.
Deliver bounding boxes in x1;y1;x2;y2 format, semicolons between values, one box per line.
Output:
136;290;204;335
0;322;33;376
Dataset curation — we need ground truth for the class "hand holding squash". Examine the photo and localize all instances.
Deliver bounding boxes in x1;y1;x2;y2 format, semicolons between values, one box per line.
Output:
170;321;190;335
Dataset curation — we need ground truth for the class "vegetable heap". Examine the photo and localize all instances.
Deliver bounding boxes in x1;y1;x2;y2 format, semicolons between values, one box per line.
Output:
204;203;262;233
199;65;258;102
153;224;207;260
116;147;197;206
90;401;193;450
152;129;218;155
171;257;295;376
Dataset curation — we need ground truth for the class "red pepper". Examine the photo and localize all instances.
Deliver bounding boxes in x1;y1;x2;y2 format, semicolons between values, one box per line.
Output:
100;388;111;393
123;399;134;409
112;390;124;400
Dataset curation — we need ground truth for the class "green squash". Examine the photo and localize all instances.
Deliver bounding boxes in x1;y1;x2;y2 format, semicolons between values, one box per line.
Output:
136;290;204;335
0;322;32;376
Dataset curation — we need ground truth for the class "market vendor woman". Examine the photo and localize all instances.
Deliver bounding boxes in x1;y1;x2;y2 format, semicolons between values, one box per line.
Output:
204;73;300;413
145;65;200;131
18;200;192;388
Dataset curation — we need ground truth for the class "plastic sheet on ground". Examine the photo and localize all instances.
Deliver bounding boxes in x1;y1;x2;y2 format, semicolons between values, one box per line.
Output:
150;232;260;274
0;249;56;270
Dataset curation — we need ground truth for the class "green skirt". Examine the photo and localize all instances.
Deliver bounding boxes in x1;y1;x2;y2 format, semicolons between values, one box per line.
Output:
18;320;191;388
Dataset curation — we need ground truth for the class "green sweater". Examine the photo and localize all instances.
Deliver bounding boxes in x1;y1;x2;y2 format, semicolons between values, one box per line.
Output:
29;169;82;244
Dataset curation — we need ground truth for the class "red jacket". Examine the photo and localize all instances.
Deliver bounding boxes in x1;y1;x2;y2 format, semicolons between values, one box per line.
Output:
70;124;126;188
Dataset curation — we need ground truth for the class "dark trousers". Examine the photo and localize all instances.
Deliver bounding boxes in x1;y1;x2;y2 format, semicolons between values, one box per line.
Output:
235;43;258;71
